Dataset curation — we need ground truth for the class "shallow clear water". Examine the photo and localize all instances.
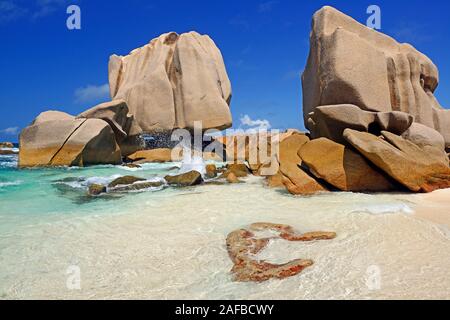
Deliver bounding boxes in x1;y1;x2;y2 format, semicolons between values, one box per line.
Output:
0;152;449;300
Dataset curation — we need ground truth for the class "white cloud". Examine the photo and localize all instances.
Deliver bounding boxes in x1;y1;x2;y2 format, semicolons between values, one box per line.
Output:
74;83;110;103
0;0;74;24
0;1;28;23
0;127;19;135
240;114;271;131
33;0;69;20
258;1;278;13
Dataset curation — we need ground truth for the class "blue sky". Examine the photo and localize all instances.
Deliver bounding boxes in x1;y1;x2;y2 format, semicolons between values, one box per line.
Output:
1;0;449;142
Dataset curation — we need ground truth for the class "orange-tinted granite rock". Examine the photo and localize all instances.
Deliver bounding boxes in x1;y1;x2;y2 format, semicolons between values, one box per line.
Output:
226;223;336;282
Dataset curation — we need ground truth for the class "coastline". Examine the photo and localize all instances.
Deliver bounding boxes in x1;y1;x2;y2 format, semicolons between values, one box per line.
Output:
1;170;449;299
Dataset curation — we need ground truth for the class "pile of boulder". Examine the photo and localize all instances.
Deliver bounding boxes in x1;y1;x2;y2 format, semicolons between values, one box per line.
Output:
266;6;450;195
210;7;450;195
17;7;450;196
18;31;232;168
18;100;139;167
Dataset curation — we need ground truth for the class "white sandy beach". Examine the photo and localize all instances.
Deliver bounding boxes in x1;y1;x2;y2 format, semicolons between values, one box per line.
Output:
411;189;450;229
1;174;449;300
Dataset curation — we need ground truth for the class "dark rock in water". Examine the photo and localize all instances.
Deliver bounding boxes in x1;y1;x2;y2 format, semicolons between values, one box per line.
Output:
108;176;146;188
122;163;142;169
89;184;107;196
111;181;164;192
226;223;336;282
0;149;18;155
165;170;203;187
0;142;14;149
205;164;217;179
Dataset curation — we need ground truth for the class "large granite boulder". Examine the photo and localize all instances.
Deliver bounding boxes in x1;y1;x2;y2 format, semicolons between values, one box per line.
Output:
299;138;396;192
19;112;121;167
109;31;232;134
344;129;450;193
303;6;450;148
127;148;182;163
278;134;328;195
402;122;446;150
308;104;414;144
78;100;143;156
32;110;75;125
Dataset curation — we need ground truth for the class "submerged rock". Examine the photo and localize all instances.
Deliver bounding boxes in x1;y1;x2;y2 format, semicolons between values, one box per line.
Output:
165;170;203;187
226;223;336;282
111;181;164;192
108;176;146;188
88;184;107;196
122;163;142;169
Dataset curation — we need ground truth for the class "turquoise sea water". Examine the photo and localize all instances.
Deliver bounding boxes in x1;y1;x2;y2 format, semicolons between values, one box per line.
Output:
1;149;449;299
0;151;180;227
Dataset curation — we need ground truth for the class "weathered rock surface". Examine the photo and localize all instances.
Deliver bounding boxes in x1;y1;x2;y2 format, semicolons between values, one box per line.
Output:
205;164;217;179
127;148;182;163
32;110;75;125
299;138;396;192
303;6;450;148
308;104;415;144
402;122;446;150
278;134;328;195
78;100;143;156
165;170;203;187
344;129;450;192
109;31;232;134
226;172;241;184
220;163;250;179
226;223;336;282
266;172;284;188
19;116;121;168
